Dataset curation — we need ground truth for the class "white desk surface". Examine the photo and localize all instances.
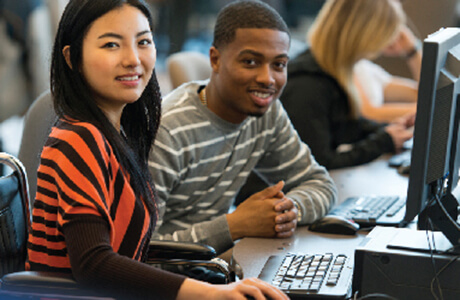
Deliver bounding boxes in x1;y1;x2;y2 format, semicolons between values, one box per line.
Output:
330;155;409;203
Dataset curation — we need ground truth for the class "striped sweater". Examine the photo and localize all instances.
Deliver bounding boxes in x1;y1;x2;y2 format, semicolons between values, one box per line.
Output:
27;119;185;299
149;81;338;254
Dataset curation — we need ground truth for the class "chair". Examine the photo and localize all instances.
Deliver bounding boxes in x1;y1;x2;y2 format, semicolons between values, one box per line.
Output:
0;154;232;297
18;90;57;203
0;152;30;278
166;51;211;89
0;152;104;298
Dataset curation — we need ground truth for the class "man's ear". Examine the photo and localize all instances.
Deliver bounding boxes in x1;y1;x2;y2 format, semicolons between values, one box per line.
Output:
62;45;73;69
209;46;220;73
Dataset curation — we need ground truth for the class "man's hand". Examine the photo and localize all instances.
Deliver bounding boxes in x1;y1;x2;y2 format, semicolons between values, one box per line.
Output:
227;181;297;240
274;197;298;238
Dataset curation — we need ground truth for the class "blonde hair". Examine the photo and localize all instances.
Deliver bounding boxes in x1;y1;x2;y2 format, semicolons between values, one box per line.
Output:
308;0;405;118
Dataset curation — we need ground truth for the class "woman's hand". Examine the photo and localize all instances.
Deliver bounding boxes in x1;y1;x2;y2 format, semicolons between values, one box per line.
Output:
177;277;289;300
383;25;418;58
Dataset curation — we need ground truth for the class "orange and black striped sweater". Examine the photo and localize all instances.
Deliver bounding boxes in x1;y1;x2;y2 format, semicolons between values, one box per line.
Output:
27;119;185;299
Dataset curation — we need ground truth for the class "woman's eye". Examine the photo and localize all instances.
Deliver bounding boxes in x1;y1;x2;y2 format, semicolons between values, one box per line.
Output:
139;39;152;46
102;42;118;49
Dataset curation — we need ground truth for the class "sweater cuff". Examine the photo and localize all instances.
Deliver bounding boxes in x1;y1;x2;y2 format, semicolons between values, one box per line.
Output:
378;129;396;153
207;215;235;254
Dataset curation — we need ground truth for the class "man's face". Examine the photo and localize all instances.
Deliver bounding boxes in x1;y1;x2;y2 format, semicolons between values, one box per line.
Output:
209;28;290;124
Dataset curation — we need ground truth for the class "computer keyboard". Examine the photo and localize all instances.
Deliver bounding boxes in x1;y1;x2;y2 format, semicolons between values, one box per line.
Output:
328;195;406;227
258;253;353;299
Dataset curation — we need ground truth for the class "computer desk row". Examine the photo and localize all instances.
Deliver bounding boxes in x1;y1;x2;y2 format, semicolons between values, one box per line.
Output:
233;155;409;279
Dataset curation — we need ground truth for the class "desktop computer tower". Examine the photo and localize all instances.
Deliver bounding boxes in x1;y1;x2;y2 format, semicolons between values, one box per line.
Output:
353;226;460;300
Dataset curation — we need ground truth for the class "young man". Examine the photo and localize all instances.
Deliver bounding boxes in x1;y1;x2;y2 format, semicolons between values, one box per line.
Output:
149;0;337;254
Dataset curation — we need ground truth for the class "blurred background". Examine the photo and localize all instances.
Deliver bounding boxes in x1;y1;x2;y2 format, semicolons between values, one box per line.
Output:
1;0;459;159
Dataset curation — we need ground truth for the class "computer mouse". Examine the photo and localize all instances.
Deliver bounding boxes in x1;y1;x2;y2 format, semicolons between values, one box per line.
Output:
397;160;411;175
308;215;360;235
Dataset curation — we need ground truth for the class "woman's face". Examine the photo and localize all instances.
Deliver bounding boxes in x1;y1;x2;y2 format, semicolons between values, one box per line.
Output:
79;4;156;114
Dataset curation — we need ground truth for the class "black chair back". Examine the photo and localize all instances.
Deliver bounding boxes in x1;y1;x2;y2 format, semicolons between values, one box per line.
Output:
0;153;31;277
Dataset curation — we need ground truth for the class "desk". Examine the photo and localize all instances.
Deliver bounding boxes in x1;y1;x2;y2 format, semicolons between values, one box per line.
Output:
233;156;409;279
330;155;408;202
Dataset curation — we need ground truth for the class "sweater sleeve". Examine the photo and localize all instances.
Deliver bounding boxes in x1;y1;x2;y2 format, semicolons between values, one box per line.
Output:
282;73;395;170
64;215;186;300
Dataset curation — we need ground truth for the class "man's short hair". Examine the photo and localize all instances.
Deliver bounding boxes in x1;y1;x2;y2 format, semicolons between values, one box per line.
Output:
212;0;290;49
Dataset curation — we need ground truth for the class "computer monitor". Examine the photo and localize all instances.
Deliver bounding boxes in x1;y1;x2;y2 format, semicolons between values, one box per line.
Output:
403;27;460;248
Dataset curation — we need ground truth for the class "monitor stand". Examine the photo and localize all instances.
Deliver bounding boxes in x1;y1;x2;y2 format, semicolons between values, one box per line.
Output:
418;193;460;251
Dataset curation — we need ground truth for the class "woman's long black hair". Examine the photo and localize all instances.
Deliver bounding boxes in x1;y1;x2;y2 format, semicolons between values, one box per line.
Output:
50;0;160;223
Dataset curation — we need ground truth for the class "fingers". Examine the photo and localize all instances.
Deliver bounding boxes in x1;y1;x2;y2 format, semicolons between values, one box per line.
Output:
385;124;414;151
392;113;416;128
234;283;265;300
275;209;297;224
274;198;298;238
275;211;297;238
276;227;295;238
253;181;285;200
239;278;289;300
274;197;294;212
275;221;296;236
383;27;417;57
228;184;297;240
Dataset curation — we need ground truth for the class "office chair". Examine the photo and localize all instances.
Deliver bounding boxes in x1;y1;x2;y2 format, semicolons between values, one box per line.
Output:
2;149;232;295
0;152;30;277
18;90;57;203
166;51;211;89
0;152;109;298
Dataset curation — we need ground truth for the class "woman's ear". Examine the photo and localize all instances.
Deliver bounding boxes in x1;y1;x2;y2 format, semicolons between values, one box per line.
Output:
62;45;73;69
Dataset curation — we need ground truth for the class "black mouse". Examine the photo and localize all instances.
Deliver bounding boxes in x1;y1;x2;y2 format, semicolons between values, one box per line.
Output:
397;160;411;175
308;215;360;235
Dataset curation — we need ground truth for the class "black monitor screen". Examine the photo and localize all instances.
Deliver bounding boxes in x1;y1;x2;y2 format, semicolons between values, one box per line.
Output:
403;27;460;247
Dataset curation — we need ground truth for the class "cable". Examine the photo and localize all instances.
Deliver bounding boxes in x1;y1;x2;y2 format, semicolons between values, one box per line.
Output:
425;176;460;300
430;253;460;300
356;293;399;300
428;185;442;300
433;192;460;231
426;217;442;300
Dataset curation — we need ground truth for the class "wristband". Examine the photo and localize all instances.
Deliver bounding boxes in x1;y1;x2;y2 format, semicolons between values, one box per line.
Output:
406;41;421;60
292;199;302;223
406;47;418;59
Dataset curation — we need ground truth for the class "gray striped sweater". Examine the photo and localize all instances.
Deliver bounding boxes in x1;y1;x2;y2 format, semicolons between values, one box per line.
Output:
149;81;337;254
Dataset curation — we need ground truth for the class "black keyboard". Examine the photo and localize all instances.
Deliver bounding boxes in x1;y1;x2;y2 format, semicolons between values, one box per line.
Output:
258;253;353;299
328;195;406;227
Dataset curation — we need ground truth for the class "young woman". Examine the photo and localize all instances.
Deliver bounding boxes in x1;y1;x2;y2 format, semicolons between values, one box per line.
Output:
354;24;421;122
281;0;415;170
26;1;288;299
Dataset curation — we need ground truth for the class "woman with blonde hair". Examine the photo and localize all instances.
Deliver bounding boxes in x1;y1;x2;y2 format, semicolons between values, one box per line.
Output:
281;0;416;170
